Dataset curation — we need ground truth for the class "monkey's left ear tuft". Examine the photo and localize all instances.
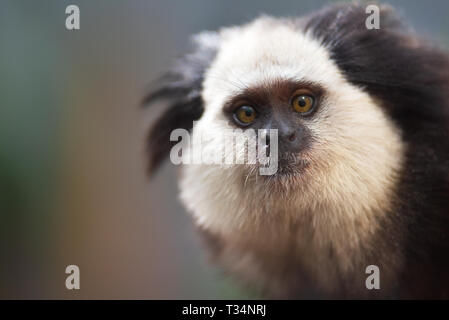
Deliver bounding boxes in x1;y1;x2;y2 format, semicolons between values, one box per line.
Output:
143;32;220;175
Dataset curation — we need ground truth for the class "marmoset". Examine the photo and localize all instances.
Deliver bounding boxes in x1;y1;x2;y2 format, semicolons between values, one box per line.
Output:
144;3;449;298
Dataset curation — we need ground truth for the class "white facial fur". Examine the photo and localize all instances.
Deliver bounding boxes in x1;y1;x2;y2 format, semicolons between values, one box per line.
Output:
178;17;405;294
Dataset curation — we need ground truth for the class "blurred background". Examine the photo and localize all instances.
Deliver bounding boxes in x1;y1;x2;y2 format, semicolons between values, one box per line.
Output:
0;0;448;299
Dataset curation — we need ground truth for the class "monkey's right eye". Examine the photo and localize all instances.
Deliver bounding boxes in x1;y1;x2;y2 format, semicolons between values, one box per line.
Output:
233;106;257;125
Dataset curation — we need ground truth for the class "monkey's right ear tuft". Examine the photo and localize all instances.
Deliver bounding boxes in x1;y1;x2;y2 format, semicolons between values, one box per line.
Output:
143;32;219;175
145;94;203;175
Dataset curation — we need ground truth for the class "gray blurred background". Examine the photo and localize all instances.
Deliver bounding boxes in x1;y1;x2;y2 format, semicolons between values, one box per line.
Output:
0;0;448;299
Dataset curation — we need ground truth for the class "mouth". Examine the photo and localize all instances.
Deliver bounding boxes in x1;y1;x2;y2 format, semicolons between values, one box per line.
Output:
259;152;310;177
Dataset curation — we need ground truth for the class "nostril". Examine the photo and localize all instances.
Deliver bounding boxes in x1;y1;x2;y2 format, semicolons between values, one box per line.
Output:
288;132;296;142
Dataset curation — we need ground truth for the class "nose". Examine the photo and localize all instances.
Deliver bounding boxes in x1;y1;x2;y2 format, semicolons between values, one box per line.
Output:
279;127;303;154
265;118;304;154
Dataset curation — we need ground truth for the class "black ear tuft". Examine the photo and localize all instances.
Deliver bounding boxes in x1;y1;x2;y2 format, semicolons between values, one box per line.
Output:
146;96;203;174
144;32;219;175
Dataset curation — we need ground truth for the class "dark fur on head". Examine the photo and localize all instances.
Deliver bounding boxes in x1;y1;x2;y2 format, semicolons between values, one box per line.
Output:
305;3;449;297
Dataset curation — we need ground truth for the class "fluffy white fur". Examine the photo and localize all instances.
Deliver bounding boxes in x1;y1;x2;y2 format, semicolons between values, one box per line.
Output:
178;17;405;296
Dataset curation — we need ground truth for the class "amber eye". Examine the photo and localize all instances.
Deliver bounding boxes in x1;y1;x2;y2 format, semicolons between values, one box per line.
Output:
233;105;257;125
292;95;315;114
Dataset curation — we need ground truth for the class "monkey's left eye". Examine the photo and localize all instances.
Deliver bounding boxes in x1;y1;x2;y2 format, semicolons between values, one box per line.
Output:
292;95;315;114
233;105;257;125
